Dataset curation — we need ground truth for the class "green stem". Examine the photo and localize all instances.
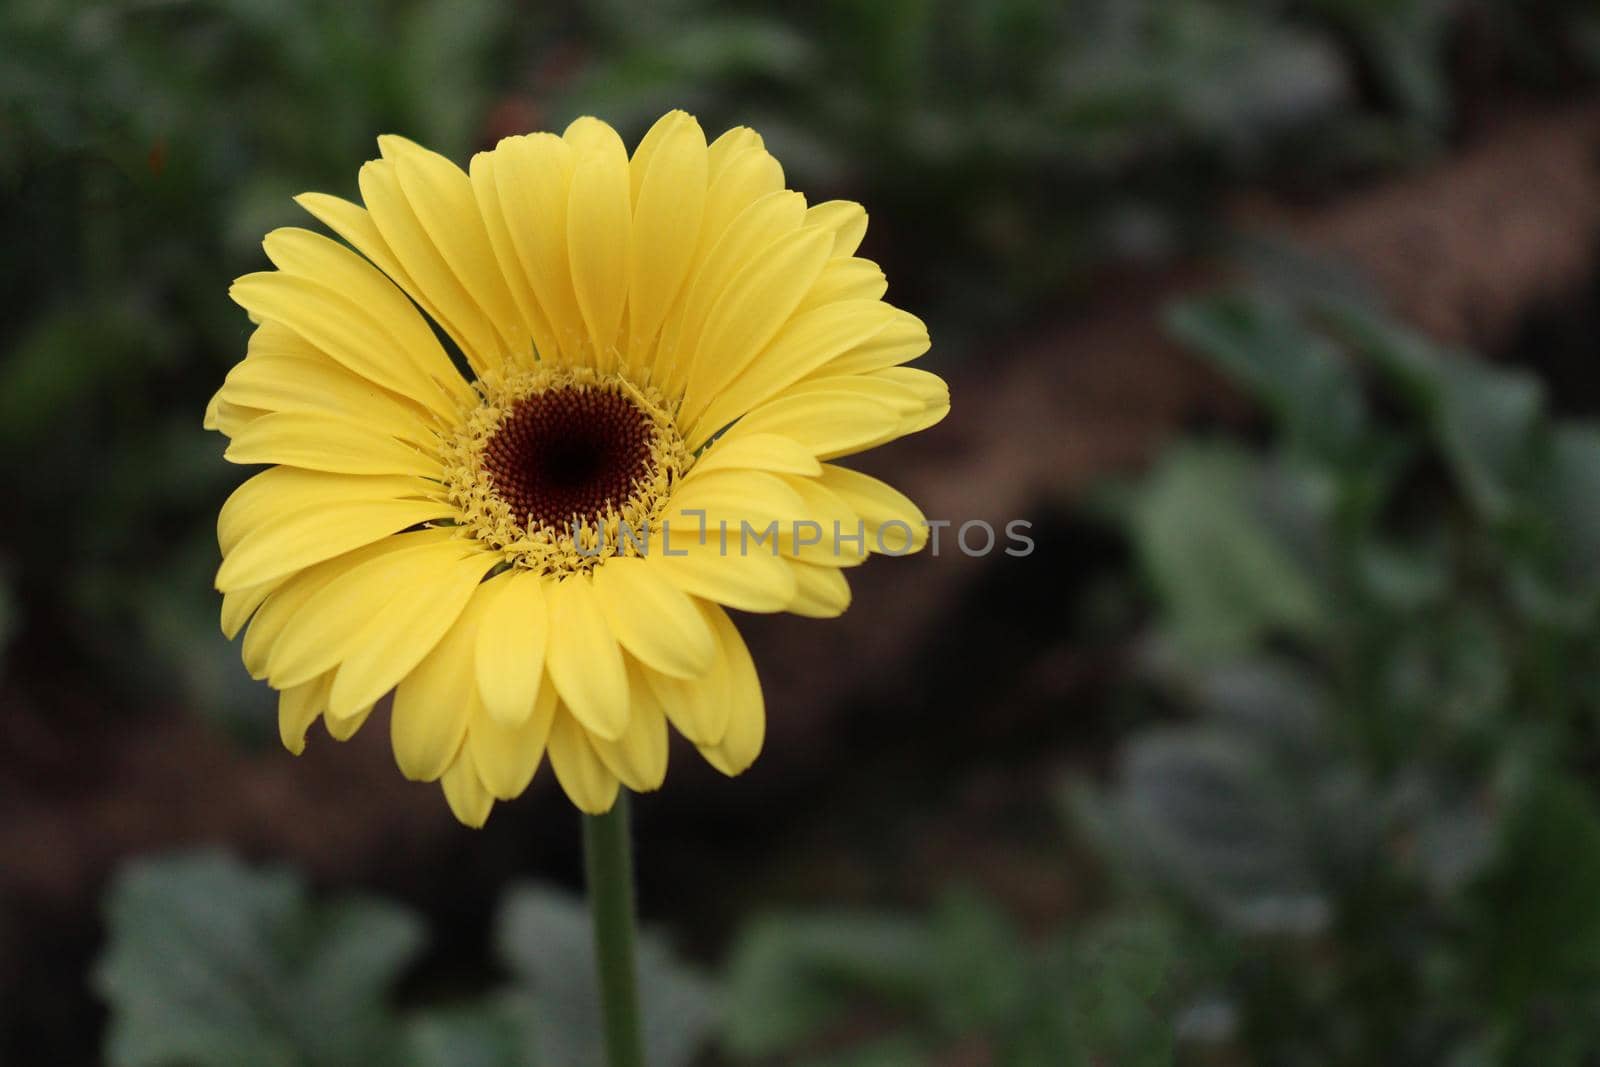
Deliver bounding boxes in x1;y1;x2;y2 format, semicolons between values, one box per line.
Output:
583;792;646;1067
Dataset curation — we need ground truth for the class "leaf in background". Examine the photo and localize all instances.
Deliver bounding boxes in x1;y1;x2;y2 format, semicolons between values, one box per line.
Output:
1107;728;1329;935
405;998;538;1067
1128;444;1328;658
1472;776;1600;1014
1510;424;1600;622
1067;914;1183;1067
927;888;1029;1033
722;911;935;1056
1167;293;1367;463
1332;306;1545;522
94;851;424;1067
495;884;716;1067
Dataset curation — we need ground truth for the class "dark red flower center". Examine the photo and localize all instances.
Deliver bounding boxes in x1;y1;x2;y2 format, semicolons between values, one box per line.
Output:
482;386;656;531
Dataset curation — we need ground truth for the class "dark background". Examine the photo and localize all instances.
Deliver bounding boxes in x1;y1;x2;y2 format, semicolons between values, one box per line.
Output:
5;1;1600;1064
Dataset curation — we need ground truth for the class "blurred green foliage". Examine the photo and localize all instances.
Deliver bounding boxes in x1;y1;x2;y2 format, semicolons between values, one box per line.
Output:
96;852;717;1067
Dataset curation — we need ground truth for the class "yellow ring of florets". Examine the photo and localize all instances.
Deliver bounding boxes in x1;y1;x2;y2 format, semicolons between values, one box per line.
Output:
441;366;686;577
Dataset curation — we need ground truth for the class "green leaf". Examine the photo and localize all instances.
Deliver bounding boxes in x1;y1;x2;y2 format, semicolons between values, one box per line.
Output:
928;888;1029;1032
495;883;716;1067
722;912;936;1055
1128;444;1328;657
95;850;424;1067
1167;292;1367;463
405;998;537;1067
1333;306;1545;522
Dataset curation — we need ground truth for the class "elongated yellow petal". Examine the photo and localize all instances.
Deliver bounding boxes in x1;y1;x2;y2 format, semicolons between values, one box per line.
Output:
680;226;832;423
546;709;620;814
793;257;888;315
224;411;444;478
441;746;495;828
220;576;281;640
240;536;428;678
626;112;707;375
685;432;822;479
697;144;785;261
267;536;479;689
260;227;474;409
776;476;867;567
592;557;715;679
817;464;930;553
217;353;439;445
218;468;436;556
566;149;631;370
491;134;584;361
385;136;526;359
645;655;728;746
697;604;765;775
688;298;896;445
545;574;630;740
229;272;463;416
327;551;497;717
651;539;798;613
217;495;453;592
468;675;557;800
591;659;670;792
787;561;852;618
390;574;500;782
278;674;330;755
469;149;558;364
718;389;902;460
654;190;806;394
293;191;448;334
474;569;549;726
324;701;373;741
804;200;868;257
363;144;506;373
813;307;930;377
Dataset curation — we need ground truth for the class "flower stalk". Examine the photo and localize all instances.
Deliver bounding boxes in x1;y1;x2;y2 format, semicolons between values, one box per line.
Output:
584;792;646;1067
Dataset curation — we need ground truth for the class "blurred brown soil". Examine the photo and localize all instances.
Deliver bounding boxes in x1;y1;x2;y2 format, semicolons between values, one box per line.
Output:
3;101;1599;969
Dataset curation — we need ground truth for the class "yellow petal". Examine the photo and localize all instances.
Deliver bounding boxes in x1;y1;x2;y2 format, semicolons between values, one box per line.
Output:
696;605;766;776
327;551;498;718
564;115;628;159
626;112;707;375
469;149;558;364
787;561;852;618
223;411;444;477
591;659;670;792
391;575;499;782
293;191;474;375
385;137;526;358
653;190;806;395
776;475;867;567
645;657;728;747
221;576;281;640
217;495;453;593
240;537;417;678
490;134;585;362
804;200;869;257
216;352;439;445
566;149;631;370
688;299;897;446
684;432;822;479
468;675;557;800
324;702;374;741
680;226;833;424
229;271;464;417
474;569;550;726
814;307;930;377
260;227;473;410
266;536;479;690
546;708;621;814
718;389;902;461
651;538;798;614
218;468;436;556
817;464;930;554
793;257;888;315
592;557;715;679
545;574;630;740
441;748;495;828
697;142;785;261
363;145;505;374
278;674;330;755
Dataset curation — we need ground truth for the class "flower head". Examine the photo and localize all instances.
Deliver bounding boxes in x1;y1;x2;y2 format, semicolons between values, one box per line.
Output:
206;111;946;825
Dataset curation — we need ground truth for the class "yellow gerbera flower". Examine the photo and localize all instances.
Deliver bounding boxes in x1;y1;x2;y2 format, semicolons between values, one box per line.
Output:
205;110;946;826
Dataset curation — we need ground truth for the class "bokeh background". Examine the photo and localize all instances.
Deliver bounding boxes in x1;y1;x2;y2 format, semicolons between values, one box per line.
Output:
5;1;1600;1064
